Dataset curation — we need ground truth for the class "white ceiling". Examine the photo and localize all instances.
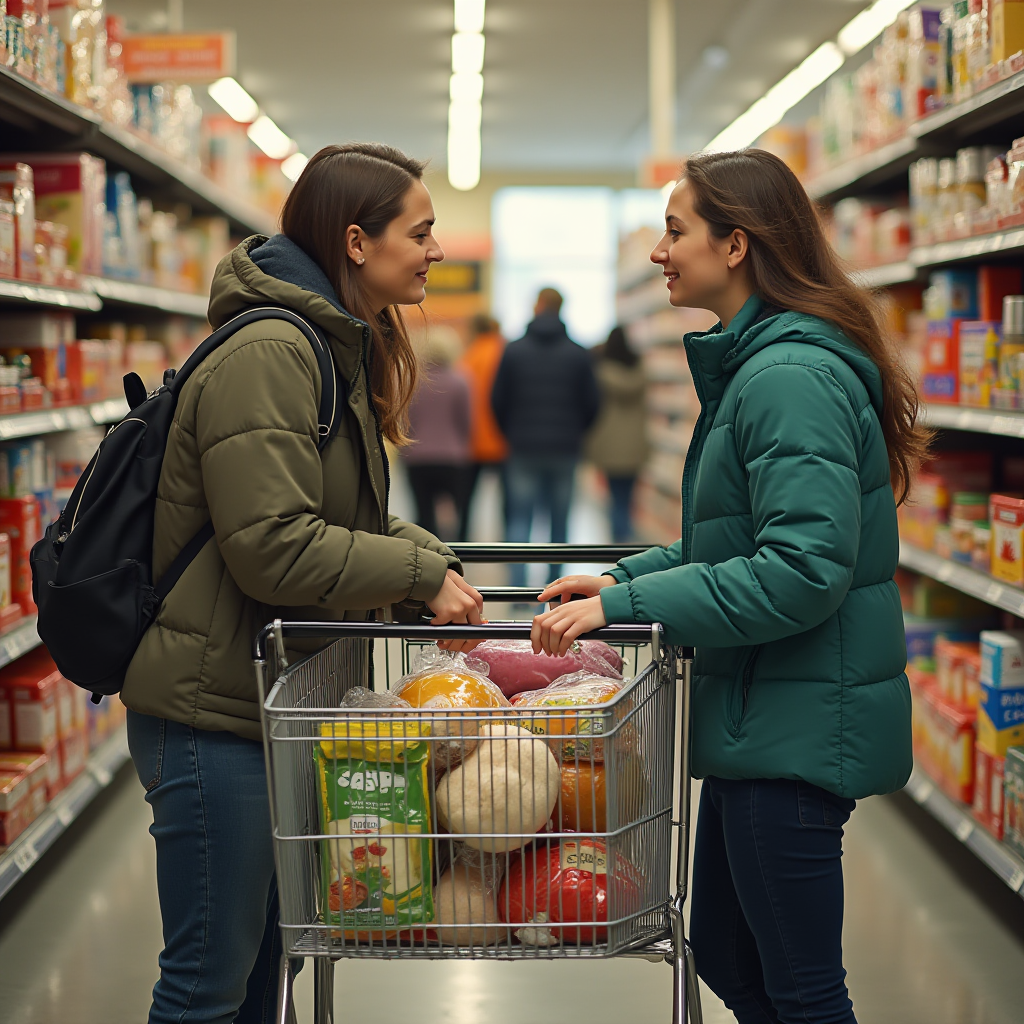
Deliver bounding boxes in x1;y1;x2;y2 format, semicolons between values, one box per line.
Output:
112;0;871;172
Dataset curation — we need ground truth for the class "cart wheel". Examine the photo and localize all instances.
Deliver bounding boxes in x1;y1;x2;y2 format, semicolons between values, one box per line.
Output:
313;958;336;1024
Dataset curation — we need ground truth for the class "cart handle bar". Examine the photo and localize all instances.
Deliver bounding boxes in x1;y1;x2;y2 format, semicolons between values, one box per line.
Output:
448;543;649;563
254;620;665;661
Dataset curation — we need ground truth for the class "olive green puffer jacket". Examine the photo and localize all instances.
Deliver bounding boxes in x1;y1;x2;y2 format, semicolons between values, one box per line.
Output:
122;235;458;741
600;295;911;799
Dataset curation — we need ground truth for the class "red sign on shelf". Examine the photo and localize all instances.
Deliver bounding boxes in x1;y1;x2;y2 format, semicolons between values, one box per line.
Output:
120;32;236;83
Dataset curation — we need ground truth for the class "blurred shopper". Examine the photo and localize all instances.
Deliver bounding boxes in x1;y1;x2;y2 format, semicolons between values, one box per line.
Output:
585;325;649;541
491;287;600;585
459;313;509;535
122;144;483;1024
534;149;925;1024
402;324;472;540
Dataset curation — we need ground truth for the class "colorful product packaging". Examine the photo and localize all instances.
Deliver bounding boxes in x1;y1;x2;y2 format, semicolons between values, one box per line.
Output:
978;266;1023;320
922;318;966;402
0;163;36;281
0;770;30;847
1003;745;1024;857
936;638;982;706
989;494;1024;584
910;667;977;804
317;719;434;936
0;495;40;615
980;630;1024;687
972;747;1005;839
992;0;1024;62
957;321;1000;407
0;199;16;279
977;683;1024;756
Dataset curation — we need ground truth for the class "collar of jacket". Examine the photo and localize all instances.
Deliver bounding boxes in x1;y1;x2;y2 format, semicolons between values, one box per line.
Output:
208;234;369;387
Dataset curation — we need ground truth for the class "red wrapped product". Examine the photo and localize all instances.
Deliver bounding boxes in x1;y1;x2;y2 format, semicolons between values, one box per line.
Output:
471;639;622;698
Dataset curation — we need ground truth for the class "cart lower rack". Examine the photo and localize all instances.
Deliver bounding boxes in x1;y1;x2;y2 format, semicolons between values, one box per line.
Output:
254;544;699;1023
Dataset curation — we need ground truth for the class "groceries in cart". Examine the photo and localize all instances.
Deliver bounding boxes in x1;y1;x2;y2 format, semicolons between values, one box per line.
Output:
312;644;652;950
472;638;623;697
317;688;435;938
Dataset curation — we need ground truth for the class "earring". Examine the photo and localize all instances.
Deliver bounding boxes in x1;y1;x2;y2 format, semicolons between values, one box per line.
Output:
357;257;365;265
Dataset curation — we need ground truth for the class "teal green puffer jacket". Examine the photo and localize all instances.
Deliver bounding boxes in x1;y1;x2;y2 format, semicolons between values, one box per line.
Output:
601;295;911;799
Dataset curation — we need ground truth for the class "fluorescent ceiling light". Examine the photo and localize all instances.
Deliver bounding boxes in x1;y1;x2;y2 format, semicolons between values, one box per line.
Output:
838;0;916;56
247;114;297;160
452;32;485;74
448;117;481;191
281;152;309;182
450;71;484;103
454;0;485;33
705;42;844;152
207;77;259;123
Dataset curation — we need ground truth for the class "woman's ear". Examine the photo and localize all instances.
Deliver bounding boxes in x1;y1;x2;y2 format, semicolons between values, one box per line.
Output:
346;224;367;266
726;228;749;270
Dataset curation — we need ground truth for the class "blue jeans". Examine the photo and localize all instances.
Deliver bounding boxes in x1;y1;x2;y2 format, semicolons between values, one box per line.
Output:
690;777;857;1024
127;711;285;1024
505;454;576;587
606;474;636;543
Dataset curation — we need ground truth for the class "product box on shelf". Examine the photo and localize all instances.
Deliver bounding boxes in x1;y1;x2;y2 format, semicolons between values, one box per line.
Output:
978;683;1024;755
958;321;1001;407
992;0;1024;63
1;663;59;753
973;747;1006;839
905;614;990;665
910;666;977;804
980;630;1024;687
0;310;75;349
0;200;16;279
1004;746;1024;857
0;770;30;847
937;638;983;707
978;266;1023;320
0;495;40;616
0;155;106;277
923;319;967;403
0;750;50;817
990;494;1024;584
0;162;36;282
59;726;87;786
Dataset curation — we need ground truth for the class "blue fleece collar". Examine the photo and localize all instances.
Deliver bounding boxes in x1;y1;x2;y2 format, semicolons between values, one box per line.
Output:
249;233;352;319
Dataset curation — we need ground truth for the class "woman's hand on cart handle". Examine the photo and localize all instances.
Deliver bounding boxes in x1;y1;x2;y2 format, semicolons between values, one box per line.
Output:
536;574;617;605
531;595;608;657
429;569;485;652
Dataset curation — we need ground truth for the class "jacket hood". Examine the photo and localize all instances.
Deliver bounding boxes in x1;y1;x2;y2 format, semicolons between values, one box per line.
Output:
207;234;368;382
687;294;885;419
524;312;569;344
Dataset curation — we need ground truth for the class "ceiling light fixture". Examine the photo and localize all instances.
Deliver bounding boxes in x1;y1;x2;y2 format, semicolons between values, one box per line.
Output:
454;0;485;33
207;76;259;123
281;152;309;182
448;0;485;191
838;0;917;55
247;114;297;160
705;0;914;153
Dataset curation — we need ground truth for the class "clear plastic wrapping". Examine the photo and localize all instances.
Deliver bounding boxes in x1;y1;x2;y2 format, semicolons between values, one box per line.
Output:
471;639;623;698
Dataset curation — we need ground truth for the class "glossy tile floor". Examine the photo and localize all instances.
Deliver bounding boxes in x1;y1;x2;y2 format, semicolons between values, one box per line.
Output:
1;468;1022;1022
1;769;1023;1023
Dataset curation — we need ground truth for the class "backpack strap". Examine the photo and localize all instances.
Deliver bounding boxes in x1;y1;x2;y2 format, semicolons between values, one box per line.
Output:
154;307;342;601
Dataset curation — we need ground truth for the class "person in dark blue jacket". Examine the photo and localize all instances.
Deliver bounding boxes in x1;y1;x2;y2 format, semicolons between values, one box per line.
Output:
491;287;600;586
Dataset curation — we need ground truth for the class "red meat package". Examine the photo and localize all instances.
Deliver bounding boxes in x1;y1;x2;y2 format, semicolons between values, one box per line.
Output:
471;639;623;698
498;840;641;945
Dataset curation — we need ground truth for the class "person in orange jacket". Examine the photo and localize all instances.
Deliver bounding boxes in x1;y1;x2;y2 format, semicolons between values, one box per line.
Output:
458;313;509;539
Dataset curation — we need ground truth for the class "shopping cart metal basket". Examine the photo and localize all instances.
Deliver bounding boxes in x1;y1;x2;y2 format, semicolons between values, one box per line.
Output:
254;544;700;1024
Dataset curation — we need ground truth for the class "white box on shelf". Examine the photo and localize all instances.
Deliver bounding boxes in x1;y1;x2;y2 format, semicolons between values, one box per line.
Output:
980;630;1024;688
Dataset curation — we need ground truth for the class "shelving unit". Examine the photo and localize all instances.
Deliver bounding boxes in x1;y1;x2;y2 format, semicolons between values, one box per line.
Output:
0;725;130;901
0;279;102;312
806;135;917;202
904;766;1024;897
81;278;210;318
0;618;41;670
851;261;918;289
0;66;275;238
0;400;128;441
899;543;1024;617
922;404;1024;438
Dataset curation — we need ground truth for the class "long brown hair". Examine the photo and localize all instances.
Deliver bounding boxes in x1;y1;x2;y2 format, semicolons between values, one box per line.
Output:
683;149;929;503
281;142;424;444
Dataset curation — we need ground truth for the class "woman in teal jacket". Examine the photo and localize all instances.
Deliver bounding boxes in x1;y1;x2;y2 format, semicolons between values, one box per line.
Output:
533;149;926;1024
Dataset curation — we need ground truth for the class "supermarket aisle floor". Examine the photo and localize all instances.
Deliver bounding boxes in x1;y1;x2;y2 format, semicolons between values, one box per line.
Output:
2;770;1024;1023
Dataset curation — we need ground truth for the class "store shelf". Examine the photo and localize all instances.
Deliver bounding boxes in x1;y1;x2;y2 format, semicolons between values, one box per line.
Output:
0;278;102;312
0;66;275;238
912;227;1024;268
922;403;1024;438
851;261;918;288
904;765;1024;897
81;278;209;317
0;617;41;670
913;67;1024;143
805;136;917;201
0;725;130;902
899;543;1024;617
0;399;128;441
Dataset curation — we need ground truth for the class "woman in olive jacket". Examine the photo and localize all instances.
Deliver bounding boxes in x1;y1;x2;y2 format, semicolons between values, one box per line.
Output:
123;144;483;1024
533;150;925;1024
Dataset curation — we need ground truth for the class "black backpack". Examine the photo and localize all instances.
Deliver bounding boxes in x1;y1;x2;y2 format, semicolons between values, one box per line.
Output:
30;306;340;698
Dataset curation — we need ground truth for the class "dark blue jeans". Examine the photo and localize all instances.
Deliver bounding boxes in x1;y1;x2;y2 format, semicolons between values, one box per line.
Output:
127;710;285;1024
606;474;636;543
690;777;857;1024
505;454;576;587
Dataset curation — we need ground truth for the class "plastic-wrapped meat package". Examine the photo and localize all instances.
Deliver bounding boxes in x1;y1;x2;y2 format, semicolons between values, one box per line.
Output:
471;639;623;698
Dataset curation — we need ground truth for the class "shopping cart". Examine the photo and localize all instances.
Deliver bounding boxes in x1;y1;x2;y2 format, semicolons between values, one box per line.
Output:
254;544;700;1024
